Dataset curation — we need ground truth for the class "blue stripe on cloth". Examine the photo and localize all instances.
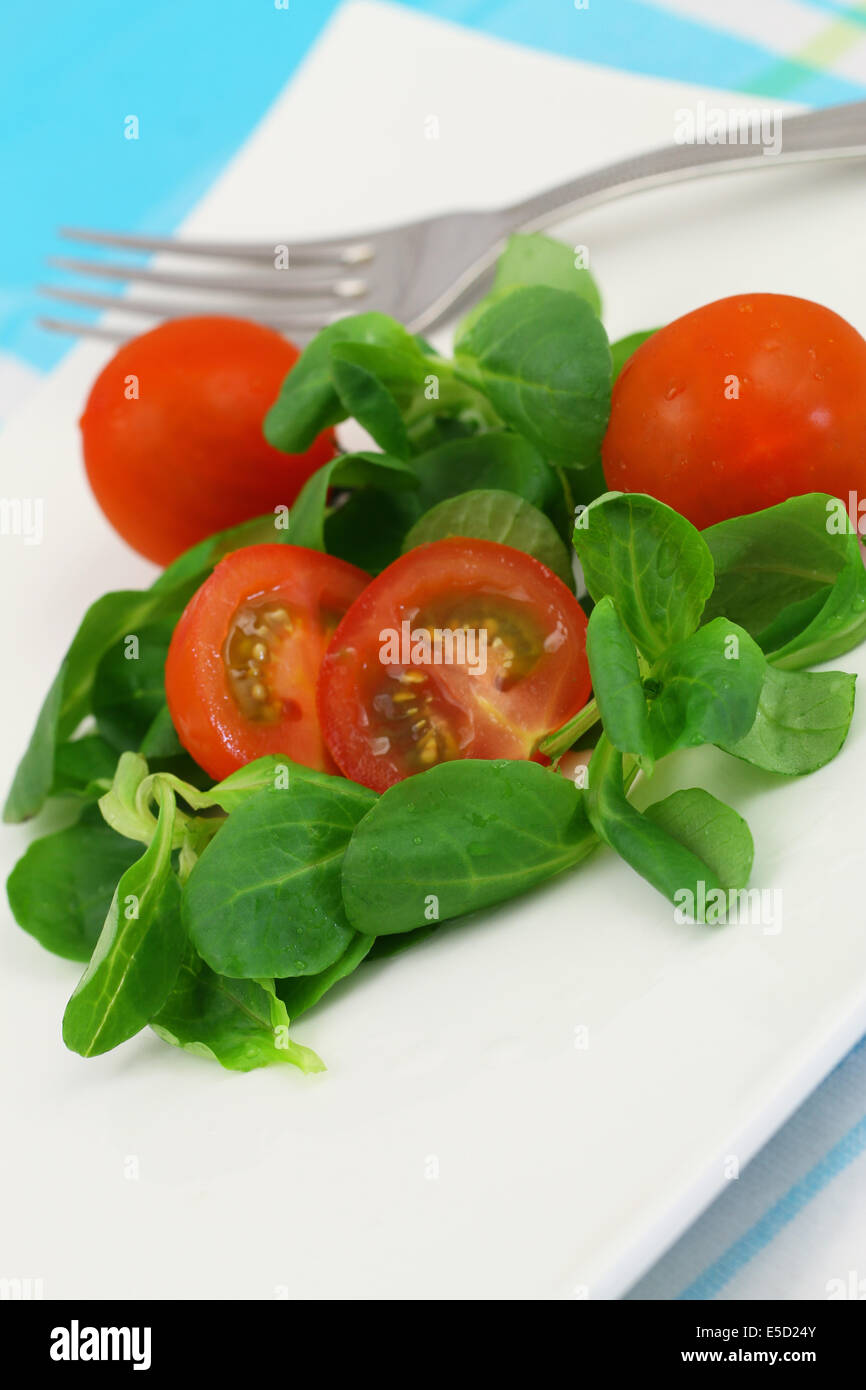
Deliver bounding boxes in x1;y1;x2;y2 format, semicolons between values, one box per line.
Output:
626;1036;866;1300
0;0;342;372
678;1110;866;1300
393;0;866;103
802;1;866;23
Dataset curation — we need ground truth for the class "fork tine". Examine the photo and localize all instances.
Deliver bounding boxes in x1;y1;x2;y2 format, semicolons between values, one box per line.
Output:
59;225;376;266
48;256;368;302
38;318;130;342
38;315;330;345
39;285;334;333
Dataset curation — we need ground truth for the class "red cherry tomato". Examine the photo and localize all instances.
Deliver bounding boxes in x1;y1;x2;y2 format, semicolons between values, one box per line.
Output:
80;316;335;565
165;545;369;780
317;537;592;793
602;293;866;529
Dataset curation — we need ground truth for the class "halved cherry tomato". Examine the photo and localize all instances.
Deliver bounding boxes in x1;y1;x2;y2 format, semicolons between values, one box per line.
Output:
81;317;336;565
602;293;866;529
165;544;369;780
317;537;591;792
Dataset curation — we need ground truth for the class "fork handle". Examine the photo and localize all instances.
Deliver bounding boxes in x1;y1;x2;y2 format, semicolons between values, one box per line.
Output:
501;100;866;233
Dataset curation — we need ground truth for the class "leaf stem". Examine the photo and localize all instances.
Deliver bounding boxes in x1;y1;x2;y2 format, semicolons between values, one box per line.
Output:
555;464;576;523
538;697;600;758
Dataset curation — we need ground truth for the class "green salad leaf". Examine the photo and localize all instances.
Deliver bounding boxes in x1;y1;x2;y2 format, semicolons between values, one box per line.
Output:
643;787;754;891
402;488;574;585
51;734;120;799
7;806;142;962
4;507;287;824
586;736;729;919
150;512;281;595
93;618;176;752
330;338;428;406
5;590;181;823
324;488;421;574
409;432;557;514
288;451;418;552
152;953;324;1074
62;784;184;1057
264;313;427;452
574;492;714;662
97;751;163;847
138;704;185;760
274;934;375;1022
585;596;652;762
647;619;766;758
330;349;411;457
342;759;596;937
455;286;611;466
322;434;564;573
718;665;856;774
491;232;602;315
183;767;376;978
703;493;866;669
402;369;501;453
199;754;307;812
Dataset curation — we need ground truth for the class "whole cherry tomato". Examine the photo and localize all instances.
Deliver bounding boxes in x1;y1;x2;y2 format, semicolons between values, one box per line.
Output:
602;293;866;529
81;316;335;565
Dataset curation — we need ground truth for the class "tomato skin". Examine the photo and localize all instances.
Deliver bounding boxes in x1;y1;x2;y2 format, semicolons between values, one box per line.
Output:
318;537;592;793
81;317;335;566
165;545;369;781
602;293;866;529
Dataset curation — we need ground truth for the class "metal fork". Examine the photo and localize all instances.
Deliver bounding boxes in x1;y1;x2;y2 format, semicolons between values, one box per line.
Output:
41;99;866;344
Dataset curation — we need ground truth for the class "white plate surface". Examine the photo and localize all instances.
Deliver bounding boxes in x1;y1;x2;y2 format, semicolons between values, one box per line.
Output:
2;2;865;1300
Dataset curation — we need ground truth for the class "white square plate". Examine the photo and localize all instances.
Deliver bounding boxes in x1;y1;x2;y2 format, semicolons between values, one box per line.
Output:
2;2;865;1299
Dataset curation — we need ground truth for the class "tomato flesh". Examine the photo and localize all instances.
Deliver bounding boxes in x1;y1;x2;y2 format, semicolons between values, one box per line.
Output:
165;545;369;780
318;537;592;792
602;293;866;530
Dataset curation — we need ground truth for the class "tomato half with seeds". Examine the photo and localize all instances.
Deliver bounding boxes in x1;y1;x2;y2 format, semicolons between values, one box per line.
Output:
317;537;592;792
165;545;369;780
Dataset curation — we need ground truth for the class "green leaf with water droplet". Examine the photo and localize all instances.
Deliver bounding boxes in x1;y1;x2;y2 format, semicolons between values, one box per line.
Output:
342;759;596;937
573;492;714;663
152;953;324;1073
274;933;375;1021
